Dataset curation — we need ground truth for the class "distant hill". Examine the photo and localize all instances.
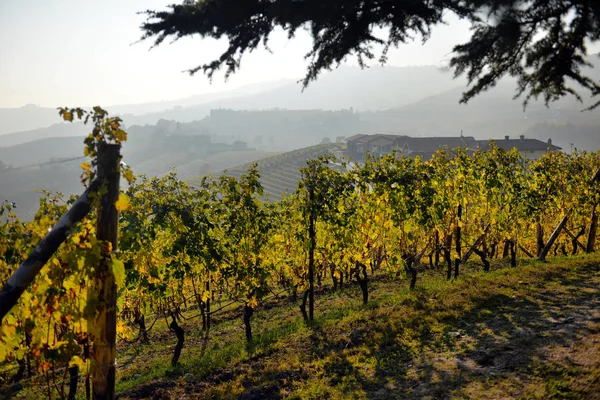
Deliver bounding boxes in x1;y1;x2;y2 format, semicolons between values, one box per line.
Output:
189;108;367;150
0;122;89;147
107;79;293;116
0;108;353;171
0;81;294;136
0;130;283;218
120;66;466;127
0;104;60;136
525;122;600;152
0;65;459;135
0;136;85;168
4;56;600;139
0;159;83;221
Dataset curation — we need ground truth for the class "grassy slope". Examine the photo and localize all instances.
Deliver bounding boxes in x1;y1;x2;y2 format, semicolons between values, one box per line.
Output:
5;256;598;399
107;255;600;400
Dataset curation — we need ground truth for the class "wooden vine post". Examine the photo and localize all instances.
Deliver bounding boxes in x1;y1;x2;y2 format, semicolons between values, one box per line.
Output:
307;176;316;322
90;143;121;400
538;168;600;262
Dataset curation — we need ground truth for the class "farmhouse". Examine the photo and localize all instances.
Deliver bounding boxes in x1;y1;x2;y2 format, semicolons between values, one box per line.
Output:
478;135;562;160
346;133;561;161
346;134;477;160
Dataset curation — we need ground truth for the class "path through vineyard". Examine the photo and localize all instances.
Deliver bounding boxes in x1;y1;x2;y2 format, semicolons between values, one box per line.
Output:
112;256;600;400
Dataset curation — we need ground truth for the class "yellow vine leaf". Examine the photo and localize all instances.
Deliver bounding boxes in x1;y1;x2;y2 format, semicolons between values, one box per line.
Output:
63;275;79;291
69;355;86;370
247;297;259;308
116;194;131;211
123;168;134;183
111;257;126;287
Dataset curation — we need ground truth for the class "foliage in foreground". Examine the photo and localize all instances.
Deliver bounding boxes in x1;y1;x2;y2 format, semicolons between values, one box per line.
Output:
1;134;600;398
115;254;596;399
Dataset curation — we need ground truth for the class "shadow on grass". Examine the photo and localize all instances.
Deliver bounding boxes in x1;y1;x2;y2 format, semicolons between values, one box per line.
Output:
348;263;599;399
246;262;600;399
117;261;600;399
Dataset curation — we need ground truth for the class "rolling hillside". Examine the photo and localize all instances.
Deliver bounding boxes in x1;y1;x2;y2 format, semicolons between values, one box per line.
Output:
0;122;89;147
133;149;282;180
0;104;60;136
0;136;85;168
0;159;83;220
1;65;466;135
0;133;280;219
172;150;282;180
0;81;293;136
119;66;466;127
4;62;600;152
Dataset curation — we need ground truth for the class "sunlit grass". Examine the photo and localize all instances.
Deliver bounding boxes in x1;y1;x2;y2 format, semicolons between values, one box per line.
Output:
117;254;600;398
7;253;600;399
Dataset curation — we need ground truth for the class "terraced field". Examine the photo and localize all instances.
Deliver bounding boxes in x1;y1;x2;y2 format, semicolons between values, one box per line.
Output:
173;150;280;180
189;143;341;199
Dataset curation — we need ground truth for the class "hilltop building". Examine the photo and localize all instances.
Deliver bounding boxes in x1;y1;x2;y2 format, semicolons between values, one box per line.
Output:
346;134;561;161
346;134;478;160
478;135;562;160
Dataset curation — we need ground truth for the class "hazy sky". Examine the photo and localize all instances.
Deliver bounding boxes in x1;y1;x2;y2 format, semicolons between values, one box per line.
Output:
0;1;481;108
2;1;592;109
